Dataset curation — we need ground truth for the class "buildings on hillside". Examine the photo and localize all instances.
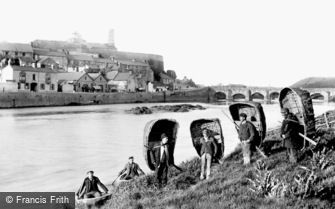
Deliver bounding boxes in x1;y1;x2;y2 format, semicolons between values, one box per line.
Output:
0;31;197;93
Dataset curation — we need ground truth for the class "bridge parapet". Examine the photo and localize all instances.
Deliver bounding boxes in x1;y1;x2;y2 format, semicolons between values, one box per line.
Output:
212;86;282;103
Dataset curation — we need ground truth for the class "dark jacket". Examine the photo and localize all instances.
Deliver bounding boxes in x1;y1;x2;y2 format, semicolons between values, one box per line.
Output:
238;121;256;143
200;137;217;156
76;176;108;198
154;143;170;168
119;162;145;177
281;113;301;149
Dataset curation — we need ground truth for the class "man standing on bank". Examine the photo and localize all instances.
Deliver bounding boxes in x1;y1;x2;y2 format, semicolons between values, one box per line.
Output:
280;108;300;163
238;113;256;165
200;128;217;180
155;133;170;187
76;171;109;199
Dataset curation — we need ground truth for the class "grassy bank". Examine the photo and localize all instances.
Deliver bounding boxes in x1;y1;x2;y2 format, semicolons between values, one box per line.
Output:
76;138;335;209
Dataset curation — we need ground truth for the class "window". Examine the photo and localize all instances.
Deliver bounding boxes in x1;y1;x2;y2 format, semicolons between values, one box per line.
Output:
5;51;9;55
19;71;26;83
18;83;21;89
40;83;45;90
45;73;51;84
51;84;55;90
32;74;36;81
100;77;102;81
25;83;29;89
22;52;26;56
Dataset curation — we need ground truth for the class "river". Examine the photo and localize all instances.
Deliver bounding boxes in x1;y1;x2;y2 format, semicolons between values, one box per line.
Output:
0;102;334;192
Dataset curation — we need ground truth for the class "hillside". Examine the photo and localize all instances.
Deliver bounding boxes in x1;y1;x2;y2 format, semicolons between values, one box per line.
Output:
77;129;335;209
291;77;335;88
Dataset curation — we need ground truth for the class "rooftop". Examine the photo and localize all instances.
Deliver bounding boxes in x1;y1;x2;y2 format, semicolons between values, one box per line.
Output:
56;72;86;80
11;65;58;73
0;42;33;53
105;71;118;80
68;54;94;61
87;73;100;80
114;72;133;81
33;48;66;57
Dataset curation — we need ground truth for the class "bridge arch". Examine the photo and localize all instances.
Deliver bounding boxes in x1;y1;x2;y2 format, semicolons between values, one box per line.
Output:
269;92;280;101
311;93;325;101
232;93;246;101
214;91;227;100
251;92;265;101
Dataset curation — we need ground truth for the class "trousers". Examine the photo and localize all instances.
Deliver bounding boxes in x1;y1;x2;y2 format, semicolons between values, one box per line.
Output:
241;142;251;165
287;148;297;163
201;153;212;179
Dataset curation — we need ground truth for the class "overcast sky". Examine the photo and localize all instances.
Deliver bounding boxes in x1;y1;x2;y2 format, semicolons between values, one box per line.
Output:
1;0;335;87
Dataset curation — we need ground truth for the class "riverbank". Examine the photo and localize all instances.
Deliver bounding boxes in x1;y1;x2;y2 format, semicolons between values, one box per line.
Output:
0;88;216;109
77;133;335;209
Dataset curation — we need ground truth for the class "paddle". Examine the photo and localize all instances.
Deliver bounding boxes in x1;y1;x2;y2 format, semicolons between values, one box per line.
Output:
298;133;317;146
276;121;318;146
111;173;123;187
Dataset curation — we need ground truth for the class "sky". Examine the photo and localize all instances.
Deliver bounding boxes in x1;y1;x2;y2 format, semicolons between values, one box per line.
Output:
1;0;335;87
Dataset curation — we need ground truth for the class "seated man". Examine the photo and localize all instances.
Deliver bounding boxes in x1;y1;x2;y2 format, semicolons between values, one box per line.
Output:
118;156;145;180
76;171;108;199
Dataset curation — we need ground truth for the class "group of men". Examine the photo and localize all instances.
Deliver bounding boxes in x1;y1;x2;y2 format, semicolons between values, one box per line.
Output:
76;156;145;200
76;133;171;200
76;107;301;200
237;107;301;165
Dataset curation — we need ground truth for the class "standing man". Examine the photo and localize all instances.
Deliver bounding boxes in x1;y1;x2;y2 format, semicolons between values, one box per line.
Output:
155;133;170;187
118;156;145;180
199;128;217;180
281;108;300;163
76;171;109;199
238;113;256;165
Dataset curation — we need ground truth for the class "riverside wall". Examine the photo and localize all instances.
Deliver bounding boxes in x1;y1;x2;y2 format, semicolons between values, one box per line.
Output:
0;87;216;108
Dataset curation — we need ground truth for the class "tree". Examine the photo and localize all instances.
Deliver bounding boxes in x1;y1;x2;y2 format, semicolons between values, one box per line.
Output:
148;59;164;81
167;70;177;79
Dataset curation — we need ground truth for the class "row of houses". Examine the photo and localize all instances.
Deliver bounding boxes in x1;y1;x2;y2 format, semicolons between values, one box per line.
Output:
0;42;156;73
0;41;195;93
0;64;155;93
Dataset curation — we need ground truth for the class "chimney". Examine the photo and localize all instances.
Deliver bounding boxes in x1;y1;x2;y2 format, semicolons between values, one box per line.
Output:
108;29;115;46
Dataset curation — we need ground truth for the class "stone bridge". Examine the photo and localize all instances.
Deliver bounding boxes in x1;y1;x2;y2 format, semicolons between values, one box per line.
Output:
301;88;335;103
212;86;335;103
212;86;282;103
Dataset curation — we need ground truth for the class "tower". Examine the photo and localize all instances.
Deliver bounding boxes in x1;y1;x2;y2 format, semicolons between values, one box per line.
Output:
108;29;115;46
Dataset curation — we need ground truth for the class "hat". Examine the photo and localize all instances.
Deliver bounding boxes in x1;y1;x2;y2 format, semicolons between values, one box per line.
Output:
161;133;167;140
87;171;94;175
129;156;134;159
239;113;247;118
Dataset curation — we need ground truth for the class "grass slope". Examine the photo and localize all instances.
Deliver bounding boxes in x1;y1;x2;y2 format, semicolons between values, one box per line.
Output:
77;144;335;209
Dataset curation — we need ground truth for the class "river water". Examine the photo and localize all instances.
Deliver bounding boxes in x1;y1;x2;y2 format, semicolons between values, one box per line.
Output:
0;102;334;192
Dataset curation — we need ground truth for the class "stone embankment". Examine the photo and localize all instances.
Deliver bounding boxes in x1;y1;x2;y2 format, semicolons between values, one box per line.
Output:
0;88;216;108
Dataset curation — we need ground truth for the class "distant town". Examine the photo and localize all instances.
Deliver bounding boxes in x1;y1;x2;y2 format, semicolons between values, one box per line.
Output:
0;30;197;93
